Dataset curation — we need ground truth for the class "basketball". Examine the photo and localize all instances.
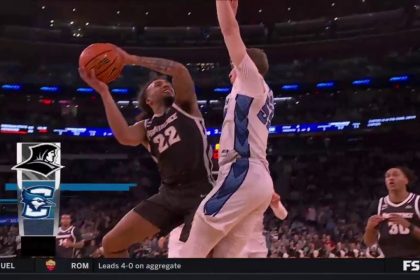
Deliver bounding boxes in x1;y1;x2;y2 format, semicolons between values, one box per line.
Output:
4;0;420;265
79;43;124;84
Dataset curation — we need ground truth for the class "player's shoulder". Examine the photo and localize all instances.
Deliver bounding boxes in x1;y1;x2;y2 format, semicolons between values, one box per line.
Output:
412;192;420;198
378;195;390;209
381;192;417;207
143;118;153;128
409;192;419;200
237;53;256;70
412;192;420;206
403;192;417;205
414;192;420;218
263;80;272;94
171;103;203;121
68;225;79;234
235;53;262;78
367;198;381;215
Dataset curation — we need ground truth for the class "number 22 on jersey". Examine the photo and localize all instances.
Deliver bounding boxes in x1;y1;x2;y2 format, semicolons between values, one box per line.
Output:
152;126;181;153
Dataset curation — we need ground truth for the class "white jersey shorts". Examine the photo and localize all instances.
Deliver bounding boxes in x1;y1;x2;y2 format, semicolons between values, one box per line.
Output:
179;158;273;257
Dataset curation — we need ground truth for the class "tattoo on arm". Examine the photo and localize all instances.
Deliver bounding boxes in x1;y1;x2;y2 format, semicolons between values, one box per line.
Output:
130;55;196;108
132;56;181;76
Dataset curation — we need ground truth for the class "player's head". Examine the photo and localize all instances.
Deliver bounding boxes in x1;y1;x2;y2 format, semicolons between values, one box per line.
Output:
138;77;175;119
384;166;416;192
60;214;72;227
229;48;269;84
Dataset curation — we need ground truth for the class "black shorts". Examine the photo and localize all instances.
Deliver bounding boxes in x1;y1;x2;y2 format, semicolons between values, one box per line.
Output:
133;182;211;242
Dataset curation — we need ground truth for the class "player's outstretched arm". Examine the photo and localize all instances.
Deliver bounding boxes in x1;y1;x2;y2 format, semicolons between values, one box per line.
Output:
79;67;146;147
118;49;199;116
216;0;246;67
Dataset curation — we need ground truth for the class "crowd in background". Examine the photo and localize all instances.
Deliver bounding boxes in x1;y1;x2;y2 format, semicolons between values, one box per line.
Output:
1;48;420;87
1;0;419;260
1;86;420;132
1;145;418;258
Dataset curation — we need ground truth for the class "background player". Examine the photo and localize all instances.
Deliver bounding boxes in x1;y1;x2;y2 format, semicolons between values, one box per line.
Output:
363;167;420;257
181;0;275;257
56;214;85;258
79;47;213;258
365;244;384;258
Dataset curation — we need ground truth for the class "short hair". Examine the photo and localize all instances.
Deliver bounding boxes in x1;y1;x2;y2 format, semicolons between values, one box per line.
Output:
395;166;417;188
246;48;269;76
61;213;72;219
137;77;169;120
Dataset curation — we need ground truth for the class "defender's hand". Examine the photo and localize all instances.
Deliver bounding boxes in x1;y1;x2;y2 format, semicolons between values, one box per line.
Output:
271;192;280;205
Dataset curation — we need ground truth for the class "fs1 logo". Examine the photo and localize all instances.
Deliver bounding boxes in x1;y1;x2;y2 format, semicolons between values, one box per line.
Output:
403;260;420;271
21;186;56;218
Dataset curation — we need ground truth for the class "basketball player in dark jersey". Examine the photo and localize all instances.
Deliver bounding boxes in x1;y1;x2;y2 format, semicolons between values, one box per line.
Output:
363;167;420;257
56;214;85;258
79;48;213;257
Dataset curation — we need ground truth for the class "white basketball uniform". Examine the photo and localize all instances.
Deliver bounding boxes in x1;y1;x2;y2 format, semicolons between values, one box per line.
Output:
167;225;184;258
169;201;288;258
240;200;288;258
239;216;268;258
169;223;269;258
180;54;275;258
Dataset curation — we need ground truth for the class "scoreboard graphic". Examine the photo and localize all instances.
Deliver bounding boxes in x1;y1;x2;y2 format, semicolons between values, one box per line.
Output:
11;143;63;237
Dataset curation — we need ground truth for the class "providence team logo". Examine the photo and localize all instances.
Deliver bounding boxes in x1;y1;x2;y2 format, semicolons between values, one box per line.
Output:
12;143;63;236
12;143;63;177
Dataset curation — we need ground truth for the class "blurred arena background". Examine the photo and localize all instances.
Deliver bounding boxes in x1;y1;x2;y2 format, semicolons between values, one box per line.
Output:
1;0;420;258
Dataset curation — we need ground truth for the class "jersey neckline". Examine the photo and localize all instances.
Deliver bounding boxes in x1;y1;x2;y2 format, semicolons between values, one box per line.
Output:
385;192;414;207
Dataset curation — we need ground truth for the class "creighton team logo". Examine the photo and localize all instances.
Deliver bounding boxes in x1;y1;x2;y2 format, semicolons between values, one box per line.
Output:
21;186;56;218
12;143;63;177
13;143;63;236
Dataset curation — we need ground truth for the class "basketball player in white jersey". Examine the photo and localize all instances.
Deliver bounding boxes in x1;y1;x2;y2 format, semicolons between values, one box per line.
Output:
168;193;287;258
241;193;288;258
180;0;275;257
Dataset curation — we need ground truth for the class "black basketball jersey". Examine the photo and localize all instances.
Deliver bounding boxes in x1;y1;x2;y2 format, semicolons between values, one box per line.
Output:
377;193;420;257
145;104;213;189
56;225;81;258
